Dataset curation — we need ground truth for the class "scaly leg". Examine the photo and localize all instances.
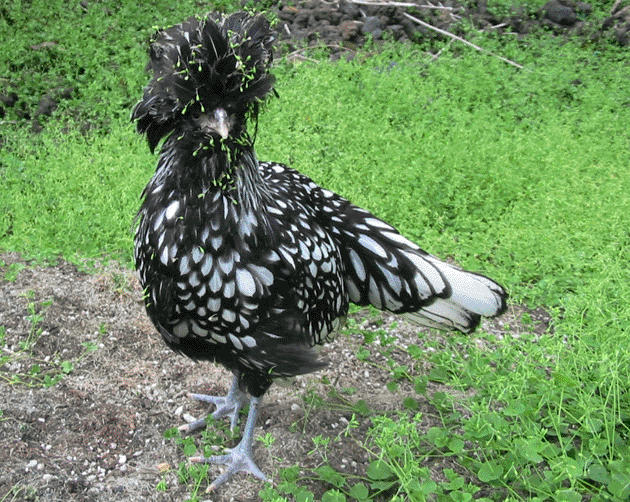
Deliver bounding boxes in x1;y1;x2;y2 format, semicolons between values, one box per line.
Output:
179;374;249;433
190;395;267;489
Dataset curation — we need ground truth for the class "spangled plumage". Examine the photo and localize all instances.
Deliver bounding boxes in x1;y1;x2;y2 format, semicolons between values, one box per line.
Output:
133;12;507;488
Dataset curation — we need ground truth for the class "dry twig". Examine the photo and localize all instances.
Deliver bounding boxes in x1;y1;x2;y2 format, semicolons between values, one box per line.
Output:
351;0;454;9
402;11;525;69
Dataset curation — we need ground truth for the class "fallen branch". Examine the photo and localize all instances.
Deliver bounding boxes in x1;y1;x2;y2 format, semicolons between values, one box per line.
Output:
402;11;524;69
351;0;454;9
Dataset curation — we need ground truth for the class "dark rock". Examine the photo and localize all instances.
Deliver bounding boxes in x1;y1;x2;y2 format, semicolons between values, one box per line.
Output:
60;87;74;100
340;20;361;41
15;105;30;120
543;0;577;26
0;92;18;107
508;15;529;34
31;119;43;134
278;5;298;22
321;24;341;42
339;0;360;18
615;25;630;45
402;19;420;40
362;4;380;17
291;29;309;42
575;2;592;15
312;6;331;21
388;24;405;40
602;16;616;30
35;95;58;118
361;16;383;39
294;11;310;28
328;10;342;24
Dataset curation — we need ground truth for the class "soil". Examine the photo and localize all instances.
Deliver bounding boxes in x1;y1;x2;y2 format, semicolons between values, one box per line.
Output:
0;0;608;500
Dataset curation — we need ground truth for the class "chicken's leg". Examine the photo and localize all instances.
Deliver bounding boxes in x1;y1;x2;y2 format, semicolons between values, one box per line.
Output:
179;374;249;433
190;395;267;489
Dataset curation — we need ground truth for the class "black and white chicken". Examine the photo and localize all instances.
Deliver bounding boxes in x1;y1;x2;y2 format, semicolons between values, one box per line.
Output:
132;12;507;489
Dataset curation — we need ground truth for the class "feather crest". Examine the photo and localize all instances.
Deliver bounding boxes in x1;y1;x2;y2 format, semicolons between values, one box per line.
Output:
131;12;276;152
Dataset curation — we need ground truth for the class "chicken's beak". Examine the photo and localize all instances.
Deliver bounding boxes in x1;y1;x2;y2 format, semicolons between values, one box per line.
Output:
212;108;230;140
197;108;231;140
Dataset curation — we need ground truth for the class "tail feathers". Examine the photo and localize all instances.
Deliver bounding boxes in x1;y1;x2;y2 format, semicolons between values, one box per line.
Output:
406;258;507;333
425;256;508;318
405;301;480;333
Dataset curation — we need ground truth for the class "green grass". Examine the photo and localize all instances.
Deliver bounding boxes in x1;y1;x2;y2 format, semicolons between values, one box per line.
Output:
2;1;630;500
0;0;244;128
0;126;149;263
